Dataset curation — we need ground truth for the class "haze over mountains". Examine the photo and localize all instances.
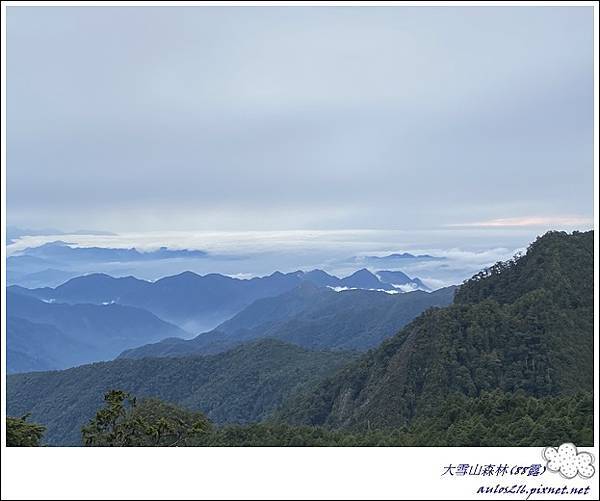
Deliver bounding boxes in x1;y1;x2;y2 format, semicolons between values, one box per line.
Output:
7;244;460;440
7;230;594;446
119;282;455;358
360;252;444;265
9;267;431;333
7;291;188;373
7;230;528;288
6;240;209;288
18;240;208;262
6;226;116;245
7;261;440;374
3;0;594;463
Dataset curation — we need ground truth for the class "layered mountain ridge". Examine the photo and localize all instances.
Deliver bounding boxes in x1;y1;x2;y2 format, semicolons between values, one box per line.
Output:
9;267;431;332
119;282;455;358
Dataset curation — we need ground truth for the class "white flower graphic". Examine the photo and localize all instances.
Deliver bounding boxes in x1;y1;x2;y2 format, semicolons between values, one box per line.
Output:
543;443;595;479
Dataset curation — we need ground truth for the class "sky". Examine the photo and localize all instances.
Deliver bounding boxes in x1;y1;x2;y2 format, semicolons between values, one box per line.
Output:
6;6;595;242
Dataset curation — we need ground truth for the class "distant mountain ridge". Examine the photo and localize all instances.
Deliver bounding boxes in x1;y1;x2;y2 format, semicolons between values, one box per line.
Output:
6;226;116;245
13;240;208;262
6;240;210;289
10;267;431;332
373;252;438;260
7;291;188;373
7;317;93;374
119;282;455;359
361;252;445;264
6;268;80;289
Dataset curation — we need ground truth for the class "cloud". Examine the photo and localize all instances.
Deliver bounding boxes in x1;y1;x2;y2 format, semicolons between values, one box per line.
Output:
390;283;419;293
543;443;595;479
356;246;523;288
447;216;593;228
418;277;448;290
6;7;594;232
5;228;535;287
327;286;401;295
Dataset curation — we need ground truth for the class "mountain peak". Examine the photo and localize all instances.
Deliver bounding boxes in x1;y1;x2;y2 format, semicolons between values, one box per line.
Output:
346;268;375;277
63;272;114;284
300;269;340;287
341;268;386;289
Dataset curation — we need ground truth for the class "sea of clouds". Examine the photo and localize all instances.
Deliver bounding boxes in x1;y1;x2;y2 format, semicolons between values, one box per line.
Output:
5;228;539;288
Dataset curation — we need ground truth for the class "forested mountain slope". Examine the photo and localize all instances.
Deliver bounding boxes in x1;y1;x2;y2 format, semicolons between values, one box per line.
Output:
7;339;356;445
276;231;594;430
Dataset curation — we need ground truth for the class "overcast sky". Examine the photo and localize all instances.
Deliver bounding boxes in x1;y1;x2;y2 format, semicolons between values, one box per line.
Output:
7;6;594;234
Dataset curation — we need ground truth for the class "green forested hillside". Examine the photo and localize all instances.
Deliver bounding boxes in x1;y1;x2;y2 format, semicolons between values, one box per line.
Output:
455;230;593;307
27;388;590;447
7;339;355;445
275;231;594;430
204;391;593;446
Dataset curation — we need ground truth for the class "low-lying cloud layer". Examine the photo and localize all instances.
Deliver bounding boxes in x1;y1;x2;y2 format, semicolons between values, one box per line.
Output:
7;228;543;287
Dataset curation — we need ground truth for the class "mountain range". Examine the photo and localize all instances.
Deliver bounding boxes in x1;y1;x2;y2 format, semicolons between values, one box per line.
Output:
16;241;208;262
7;291;188;373
9;267;430;332
6;226;116;245
360;252;445;265
6;230;593;447
6;240;210;288
120;282;454;358
6;268;80;289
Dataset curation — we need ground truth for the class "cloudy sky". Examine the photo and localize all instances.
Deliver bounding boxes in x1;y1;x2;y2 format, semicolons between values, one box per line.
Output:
7;6;594;237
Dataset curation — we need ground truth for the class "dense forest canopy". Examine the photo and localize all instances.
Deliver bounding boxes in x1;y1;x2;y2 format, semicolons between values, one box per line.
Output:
275;231;594;430
7;339;356;445
10;388;591;447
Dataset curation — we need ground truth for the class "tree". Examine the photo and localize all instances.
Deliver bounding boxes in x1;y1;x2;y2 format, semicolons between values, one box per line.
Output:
82;390;212;446
7;414;46;446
